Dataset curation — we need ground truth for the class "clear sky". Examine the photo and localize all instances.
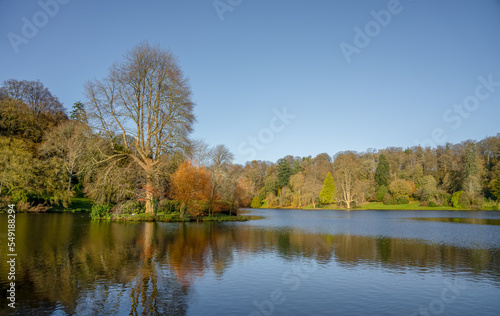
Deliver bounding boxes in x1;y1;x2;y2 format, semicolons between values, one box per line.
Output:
1;0;499;164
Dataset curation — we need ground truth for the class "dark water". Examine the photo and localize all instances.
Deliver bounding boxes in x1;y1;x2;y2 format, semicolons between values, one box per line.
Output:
1;209;500;316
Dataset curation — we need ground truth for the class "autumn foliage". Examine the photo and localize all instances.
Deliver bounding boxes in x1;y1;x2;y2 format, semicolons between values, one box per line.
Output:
170;161;213;217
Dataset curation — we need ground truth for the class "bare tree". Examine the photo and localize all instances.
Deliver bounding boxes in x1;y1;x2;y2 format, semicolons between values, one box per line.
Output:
300;155;330;208
40;120;93;195
0;79;66;119
333;151;362;209
290;173;305;207
85;42;195;214
209;144;234;168
208;144;234;215
187;139;211;166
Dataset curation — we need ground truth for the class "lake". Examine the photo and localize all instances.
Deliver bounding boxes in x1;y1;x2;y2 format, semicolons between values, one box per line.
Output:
1;209;500;315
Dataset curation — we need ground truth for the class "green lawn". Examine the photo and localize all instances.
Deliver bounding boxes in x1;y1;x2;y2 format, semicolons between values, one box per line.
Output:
355;202;456;211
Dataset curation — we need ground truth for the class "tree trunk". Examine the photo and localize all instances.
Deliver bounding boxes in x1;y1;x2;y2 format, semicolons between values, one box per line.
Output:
179;202;186;218
145;179;154;215
67;172;72;195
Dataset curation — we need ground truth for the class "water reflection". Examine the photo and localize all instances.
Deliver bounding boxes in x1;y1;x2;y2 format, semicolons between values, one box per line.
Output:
409;217;500;226
0;213;499;315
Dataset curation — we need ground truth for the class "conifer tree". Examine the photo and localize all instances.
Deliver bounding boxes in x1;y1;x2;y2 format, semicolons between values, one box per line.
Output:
319;172;336;204
375;154;390;188
491;178;500;201
277;158;291;188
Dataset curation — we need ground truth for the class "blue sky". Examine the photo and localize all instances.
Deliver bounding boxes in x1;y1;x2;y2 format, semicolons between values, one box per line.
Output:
1;0;499;164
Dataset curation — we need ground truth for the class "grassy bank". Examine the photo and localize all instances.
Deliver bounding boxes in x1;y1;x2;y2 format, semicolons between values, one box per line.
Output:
93;212;251;222
354;202;456;211
259;201;498;211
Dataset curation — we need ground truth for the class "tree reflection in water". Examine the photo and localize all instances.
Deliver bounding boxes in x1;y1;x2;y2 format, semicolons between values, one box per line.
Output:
0;213;499;315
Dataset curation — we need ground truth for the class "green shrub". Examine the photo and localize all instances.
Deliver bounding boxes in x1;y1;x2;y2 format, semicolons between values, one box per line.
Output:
428;192;451;207
158;199;181;213
11;190;28;203
483;202;499;211
458;192;483;210
90;204;112;219
428;201;439;207
377;185;388;201
396;195;410;205
114;200;144;214
383;193;395;205
451;191;463;208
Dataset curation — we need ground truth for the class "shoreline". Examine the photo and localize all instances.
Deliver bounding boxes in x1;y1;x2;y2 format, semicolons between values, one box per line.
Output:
2;199;497;216
92;213;252;222
246;201;498;212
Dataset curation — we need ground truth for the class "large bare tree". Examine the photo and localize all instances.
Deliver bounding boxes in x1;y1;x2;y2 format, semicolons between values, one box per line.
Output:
333;151;362;209
85;42;195;214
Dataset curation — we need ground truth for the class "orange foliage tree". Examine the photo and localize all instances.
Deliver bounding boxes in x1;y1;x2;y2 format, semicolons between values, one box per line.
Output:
170;161;213;217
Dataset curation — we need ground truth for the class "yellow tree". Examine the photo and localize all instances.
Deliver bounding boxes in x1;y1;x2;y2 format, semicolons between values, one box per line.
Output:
85;42;195;214
388;179;415;198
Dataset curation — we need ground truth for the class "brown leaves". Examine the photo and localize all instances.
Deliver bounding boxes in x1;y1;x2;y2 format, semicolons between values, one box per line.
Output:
170;161;213;215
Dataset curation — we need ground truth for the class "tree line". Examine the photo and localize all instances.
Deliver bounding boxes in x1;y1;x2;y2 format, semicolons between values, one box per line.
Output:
246;138;500;210
1;42;499;214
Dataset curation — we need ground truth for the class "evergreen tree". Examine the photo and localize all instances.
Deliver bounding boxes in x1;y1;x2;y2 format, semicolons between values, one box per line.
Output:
319;172;336;204
292;159;302;175
277;158;291;188
462;143;481;195
375;154;390;188
491;178;500;201
70;101;87;123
